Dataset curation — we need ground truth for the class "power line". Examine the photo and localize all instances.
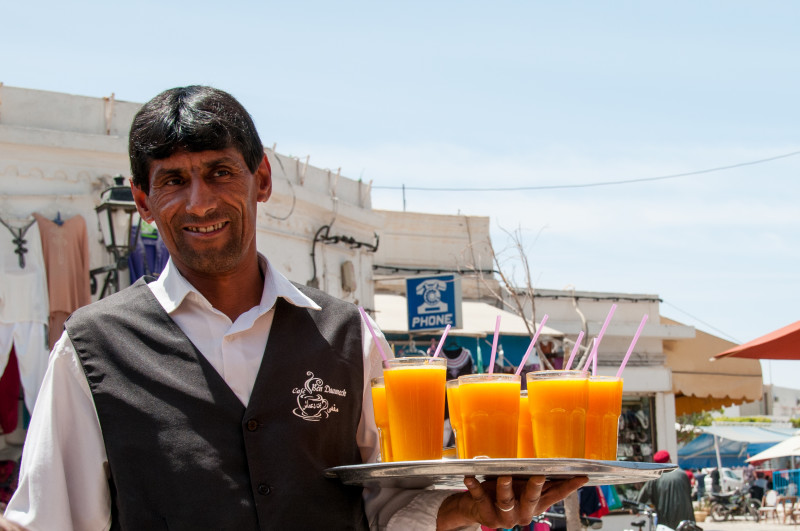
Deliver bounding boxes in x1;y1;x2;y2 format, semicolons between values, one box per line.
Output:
372;149;800;192
660;300;741;344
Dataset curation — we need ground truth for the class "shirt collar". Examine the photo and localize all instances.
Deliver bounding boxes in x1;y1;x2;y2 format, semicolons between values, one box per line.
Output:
149;254;321;315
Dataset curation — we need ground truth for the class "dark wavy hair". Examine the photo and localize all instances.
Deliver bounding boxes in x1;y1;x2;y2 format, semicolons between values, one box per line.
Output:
128;86;264;194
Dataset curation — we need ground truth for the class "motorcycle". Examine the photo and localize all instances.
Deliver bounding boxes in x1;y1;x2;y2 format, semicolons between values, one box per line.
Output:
622;499;703;531
708;485;761;522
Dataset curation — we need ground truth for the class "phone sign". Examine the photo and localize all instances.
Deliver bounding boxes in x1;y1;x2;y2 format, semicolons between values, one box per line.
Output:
406;274;463;332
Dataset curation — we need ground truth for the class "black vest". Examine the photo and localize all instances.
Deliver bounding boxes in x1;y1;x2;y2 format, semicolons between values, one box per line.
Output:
66;278;368;530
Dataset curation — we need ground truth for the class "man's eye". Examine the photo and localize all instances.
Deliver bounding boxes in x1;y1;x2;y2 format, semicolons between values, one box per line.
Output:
162;177;184;186
214;170;231;177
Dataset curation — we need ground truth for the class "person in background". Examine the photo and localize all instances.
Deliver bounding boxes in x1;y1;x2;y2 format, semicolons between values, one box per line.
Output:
637;450;694;530
710;467;721;493
0;85;585;530
693;468;706;501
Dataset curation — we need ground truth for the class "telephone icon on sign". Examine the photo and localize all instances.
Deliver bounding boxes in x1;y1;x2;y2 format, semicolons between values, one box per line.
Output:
416;279;448;314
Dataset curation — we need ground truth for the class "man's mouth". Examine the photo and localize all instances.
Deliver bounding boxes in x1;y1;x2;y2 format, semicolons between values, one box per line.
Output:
186;221;227;233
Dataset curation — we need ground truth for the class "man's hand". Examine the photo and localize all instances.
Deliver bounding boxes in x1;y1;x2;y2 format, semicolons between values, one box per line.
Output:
436;475;588;531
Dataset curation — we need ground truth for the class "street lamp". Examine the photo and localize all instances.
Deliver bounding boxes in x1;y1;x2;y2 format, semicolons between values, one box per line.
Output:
90;174;141;298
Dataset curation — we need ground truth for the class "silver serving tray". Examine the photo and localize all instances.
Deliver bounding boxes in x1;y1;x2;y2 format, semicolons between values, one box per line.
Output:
325;458;675;489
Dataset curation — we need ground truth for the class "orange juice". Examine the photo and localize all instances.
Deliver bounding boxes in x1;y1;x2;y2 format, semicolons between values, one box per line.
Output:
584;376;623;460
383;357;446;461
370;377;393;462
517;391;536;458
446;380;466;458
526;371;588;458
458;373;520;458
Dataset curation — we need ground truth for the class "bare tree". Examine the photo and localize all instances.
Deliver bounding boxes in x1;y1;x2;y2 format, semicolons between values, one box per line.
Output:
461;225;587;530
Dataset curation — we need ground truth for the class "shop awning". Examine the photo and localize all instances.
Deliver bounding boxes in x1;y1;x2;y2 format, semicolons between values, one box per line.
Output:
746;435;800;463
678;425;796;469
713;320;800;361
373;293;563;338
662;317;762;416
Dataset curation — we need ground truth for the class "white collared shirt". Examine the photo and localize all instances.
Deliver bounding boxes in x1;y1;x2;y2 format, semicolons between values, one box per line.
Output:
5;255;454;530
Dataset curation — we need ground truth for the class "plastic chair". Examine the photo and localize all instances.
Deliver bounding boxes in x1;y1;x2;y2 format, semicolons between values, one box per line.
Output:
757;489;778;522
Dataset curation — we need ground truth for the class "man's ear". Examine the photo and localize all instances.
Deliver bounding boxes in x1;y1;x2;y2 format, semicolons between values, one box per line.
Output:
130;179;154;223
256;154;272;203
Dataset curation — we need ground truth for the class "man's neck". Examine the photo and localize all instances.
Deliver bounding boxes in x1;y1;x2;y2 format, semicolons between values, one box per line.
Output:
181;259;265;322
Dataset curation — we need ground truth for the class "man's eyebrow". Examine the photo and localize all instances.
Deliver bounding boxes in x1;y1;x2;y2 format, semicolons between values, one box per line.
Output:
153;156;242;177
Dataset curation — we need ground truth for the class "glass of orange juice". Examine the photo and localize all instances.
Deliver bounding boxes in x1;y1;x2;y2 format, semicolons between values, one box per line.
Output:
446;380;466;458
584;375;623;461
517;390;536;458
383;357;447;461
370;377;393;462
526;370;588;458
458;373;521;458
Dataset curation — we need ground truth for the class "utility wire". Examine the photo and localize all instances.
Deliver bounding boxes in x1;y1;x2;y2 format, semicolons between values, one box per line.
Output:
660;300;741;344
373;149;800;192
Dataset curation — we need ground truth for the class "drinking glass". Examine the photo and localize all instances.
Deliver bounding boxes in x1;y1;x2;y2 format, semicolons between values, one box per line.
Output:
458;373;521;458
370;376;393;462
584;375;623;460
383;357;447;461
526;370;588;458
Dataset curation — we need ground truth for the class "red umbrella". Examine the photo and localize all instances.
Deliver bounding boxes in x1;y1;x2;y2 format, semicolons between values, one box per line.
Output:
713;320;800;360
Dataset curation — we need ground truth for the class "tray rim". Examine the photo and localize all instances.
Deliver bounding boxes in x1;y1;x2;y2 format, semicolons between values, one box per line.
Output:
325;458;676;488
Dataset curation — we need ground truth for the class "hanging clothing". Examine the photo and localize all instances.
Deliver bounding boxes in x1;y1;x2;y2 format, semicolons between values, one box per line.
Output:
0;219;49;326
33;214;91;348
0;323;48;415
127;221;169;283
0;347;20;433
0;219;49;413
442;345;474;380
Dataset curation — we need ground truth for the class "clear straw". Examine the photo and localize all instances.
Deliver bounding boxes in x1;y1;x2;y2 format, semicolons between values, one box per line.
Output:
488;315;501;373
617;314;649;378
588;304;617;375
358;306;388;363
564;330;585;371
515;314;549;375
432;324;451;358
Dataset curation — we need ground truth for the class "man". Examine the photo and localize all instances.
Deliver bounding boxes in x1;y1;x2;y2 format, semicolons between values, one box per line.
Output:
693;468;706;501
637;450;694;530
1;86;585;530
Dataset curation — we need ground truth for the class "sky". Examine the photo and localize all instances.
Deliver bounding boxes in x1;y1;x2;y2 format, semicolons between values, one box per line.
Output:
2;1;799;388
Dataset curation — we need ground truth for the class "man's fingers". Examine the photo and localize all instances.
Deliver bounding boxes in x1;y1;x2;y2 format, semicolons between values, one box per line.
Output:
517;475;547;522
494;476;516;507
463;476;488;504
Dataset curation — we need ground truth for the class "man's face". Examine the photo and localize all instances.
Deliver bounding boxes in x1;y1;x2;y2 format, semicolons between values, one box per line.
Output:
131;147;271;278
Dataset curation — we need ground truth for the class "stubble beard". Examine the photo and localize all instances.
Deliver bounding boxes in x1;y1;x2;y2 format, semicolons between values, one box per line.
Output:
174;230;244;275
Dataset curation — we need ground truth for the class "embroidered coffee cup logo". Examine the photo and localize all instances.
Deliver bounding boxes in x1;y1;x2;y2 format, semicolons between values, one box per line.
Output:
292;371;345;421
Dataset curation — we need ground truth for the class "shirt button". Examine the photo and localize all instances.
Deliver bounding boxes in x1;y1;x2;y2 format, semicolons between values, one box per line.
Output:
257;483;271;495
246;419;259;431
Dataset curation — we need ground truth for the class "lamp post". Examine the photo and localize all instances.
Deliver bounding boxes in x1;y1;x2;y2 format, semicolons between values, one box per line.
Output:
90;174;141;298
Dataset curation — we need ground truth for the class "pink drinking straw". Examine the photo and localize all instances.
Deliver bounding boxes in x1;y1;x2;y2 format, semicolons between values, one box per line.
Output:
564;330;585;371
488;315;501;373
432;324;451;358
515;314;549;375
358;306;388;363
587;304;617;375
616;314;649;378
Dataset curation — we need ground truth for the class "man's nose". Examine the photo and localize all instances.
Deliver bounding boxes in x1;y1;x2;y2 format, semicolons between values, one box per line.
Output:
186;178;216;216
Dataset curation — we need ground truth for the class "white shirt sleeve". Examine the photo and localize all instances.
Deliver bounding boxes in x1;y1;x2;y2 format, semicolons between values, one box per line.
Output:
4;331;111;531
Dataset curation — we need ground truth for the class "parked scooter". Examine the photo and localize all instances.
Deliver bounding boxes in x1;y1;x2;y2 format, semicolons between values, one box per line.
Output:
708;485;761;521
622;499;703;531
